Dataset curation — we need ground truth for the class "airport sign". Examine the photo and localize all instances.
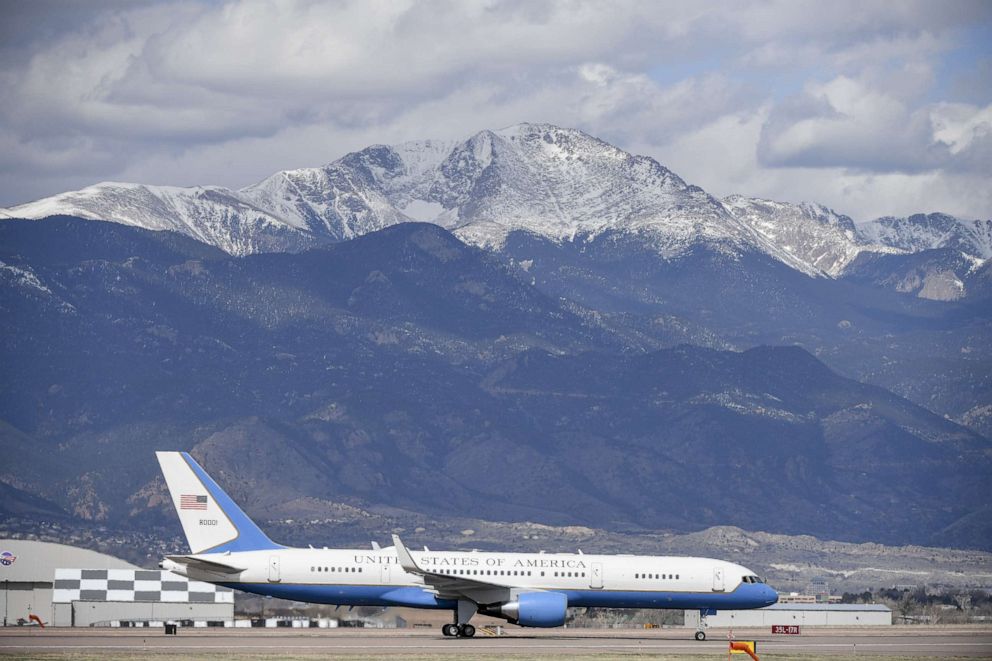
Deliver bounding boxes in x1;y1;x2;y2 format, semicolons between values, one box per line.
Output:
772;624;800;634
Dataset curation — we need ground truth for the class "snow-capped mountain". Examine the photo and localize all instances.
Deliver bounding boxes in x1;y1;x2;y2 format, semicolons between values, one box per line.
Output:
0;182;315;255
722;196;901;276
2;124;986;279
858;213;992;261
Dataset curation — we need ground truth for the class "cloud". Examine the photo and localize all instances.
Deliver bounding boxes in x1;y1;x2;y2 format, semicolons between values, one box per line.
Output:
757;74;992;175
665;107;992;220
1;0;990;221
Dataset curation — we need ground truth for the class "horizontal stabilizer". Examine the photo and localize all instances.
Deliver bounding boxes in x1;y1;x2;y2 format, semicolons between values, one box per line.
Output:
166;554;246;574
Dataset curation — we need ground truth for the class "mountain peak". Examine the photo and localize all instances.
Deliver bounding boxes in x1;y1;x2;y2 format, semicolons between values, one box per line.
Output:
3;124;983;275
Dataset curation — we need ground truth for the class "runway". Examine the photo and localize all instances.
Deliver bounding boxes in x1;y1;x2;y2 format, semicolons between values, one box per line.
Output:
1;626;990;658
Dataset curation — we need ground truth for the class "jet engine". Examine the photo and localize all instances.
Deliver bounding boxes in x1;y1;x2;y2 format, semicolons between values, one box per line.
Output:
481;591;568;627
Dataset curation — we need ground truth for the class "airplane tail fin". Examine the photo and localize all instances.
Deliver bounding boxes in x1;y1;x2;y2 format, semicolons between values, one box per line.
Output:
156;451;282;554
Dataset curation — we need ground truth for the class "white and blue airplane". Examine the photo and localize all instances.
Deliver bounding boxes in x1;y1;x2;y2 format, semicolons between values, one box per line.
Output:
157;451;777;639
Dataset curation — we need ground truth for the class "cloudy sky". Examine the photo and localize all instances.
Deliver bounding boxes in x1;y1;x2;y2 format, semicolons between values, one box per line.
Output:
2;0;990;220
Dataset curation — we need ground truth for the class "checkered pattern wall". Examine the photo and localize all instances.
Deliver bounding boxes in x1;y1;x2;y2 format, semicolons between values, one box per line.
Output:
52;569;234;604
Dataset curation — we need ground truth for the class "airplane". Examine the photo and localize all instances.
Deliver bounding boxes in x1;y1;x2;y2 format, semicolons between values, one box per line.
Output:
156;451;778;640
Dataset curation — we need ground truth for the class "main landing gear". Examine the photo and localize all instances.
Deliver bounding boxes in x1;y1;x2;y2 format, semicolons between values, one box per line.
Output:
444;599;478;638
442;623;476;638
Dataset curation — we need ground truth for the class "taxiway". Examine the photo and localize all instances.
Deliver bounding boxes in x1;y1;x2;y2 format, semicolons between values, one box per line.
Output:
1;625;990;658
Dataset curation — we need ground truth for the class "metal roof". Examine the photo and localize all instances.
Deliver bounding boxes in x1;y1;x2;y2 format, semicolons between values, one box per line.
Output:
0;539;139;582
763;603;891;612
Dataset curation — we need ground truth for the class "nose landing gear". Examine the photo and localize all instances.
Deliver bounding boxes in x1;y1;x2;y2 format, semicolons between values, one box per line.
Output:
694;608;714;641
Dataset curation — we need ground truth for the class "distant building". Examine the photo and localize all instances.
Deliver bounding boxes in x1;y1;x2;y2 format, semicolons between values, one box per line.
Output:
779;592;841;604
778;593;817;604
52;567;233;626
0;539;232;627
807;576;831;603
685;603;892;628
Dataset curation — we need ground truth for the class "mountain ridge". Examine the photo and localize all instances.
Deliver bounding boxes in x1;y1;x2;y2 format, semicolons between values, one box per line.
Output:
5;123;988;282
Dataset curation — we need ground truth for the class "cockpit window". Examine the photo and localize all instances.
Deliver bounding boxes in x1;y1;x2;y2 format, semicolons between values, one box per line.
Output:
742;575;763;584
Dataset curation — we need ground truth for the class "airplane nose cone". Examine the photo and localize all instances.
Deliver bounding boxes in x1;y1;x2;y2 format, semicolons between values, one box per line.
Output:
764;585;779;605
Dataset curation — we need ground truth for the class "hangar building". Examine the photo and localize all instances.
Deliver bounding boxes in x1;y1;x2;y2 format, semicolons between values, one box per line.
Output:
0;539;233;627
685;603;892;628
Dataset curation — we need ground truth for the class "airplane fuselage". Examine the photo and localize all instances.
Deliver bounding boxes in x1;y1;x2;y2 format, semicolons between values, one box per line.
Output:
163;546;777;612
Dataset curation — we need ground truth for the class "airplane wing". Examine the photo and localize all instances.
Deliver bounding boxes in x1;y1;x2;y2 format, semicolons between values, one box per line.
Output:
166;554;246;574
392;534;512;604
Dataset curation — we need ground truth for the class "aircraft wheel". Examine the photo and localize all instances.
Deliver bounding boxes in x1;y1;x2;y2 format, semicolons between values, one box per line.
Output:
442;623;458;637
694;630;706;641
459;624;476;638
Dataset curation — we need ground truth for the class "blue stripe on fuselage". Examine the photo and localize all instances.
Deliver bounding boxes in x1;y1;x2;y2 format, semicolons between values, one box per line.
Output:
217;582;456;609
564;582;777;610
218;581;776;611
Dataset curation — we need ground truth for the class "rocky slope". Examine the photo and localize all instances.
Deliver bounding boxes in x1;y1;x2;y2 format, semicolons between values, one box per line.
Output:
722;195;897;277
1;217;989;550
859;213;992;261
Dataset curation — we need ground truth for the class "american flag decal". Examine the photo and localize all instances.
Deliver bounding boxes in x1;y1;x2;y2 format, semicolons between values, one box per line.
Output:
180;494;208;510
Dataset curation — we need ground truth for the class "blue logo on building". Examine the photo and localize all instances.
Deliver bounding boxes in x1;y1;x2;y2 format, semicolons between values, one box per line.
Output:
0;551;15;566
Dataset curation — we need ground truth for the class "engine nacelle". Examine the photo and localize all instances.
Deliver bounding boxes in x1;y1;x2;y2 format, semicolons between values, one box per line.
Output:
483;591;568;628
